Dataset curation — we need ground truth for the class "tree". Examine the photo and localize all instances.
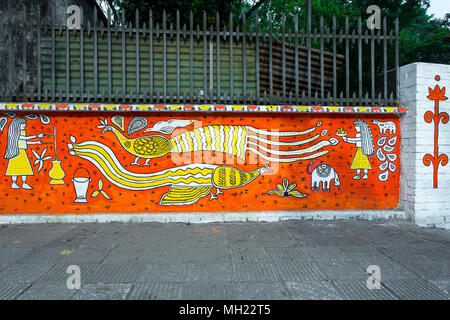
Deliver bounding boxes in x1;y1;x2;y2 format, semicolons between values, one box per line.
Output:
110;0;246;27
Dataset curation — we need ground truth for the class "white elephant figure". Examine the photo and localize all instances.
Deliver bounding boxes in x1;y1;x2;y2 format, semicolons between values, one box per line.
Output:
372;120;396;134
306;161;341;192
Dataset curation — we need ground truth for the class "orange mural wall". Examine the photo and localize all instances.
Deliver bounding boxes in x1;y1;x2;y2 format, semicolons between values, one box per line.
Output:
0;111;400;214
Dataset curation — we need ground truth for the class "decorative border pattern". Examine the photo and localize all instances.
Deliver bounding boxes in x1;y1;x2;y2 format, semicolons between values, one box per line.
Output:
0;103;407;114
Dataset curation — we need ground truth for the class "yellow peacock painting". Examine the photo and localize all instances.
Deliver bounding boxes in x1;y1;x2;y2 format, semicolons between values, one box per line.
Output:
96;117;339;165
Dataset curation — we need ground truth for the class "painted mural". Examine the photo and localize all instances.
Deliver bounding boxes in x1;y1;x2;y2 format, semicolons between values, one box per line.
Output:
0;111;400;213
423;75;448;189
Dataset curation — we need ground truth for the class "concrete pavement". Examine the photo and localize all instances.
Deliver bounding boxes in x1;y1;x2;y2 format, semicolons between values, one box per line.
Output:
0;220;449;300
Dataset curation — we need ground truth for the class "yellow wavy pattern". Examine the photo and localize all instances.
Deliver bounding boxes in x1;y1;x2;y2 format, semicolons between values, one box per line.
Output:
72;143;213;182
74;149;212;189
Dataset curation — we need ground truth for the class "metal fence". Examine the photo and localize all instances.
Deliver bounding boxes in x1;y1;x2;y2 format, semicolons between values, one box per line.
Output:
0;1;400;106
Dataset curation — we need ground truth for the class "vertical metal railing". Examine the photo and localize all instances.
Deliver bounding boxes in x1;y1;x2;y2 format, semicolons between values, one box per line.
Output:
0;0;400;106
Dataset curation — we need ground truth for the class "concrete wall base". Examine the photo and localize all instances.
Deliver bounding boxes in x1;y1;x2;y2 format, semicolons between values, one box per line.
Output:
399;62;450;230
0;210;406;224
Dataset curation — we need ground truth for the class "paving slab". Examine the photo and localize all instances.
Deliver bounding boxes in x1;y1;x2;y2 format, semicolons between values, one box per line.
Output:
354;256;420;280
15;247;68;265
377;246;434;263
72;283;133;300
285;280;343;300
156;246;231;264
17;283;76;300
232;262;281;282
0;248;34;266
0;263;54;283
37;263;96;284
78;231;126;249
406;229;450;247
316;260;368;281
137;263;233;283
58;247;111;264
418;247;450;262
301;246;353;262
261;238;303;248
332;280;398;300
429;280;450;298
0;224;75;249
232;282;291;300
0;220;448;300
0;282;31;300
44;226;100;247
226;239;265;248
230;247;271;263
339;245;388;261
401;261;450;280
102;247;149;264
180;282;234;300
180;263;233;282
381;279;448;300
265;247;313;263
362;230;430;247
275;259;327;282
300;234;370;246
127;283;183;300
225;225;262;246
82;263;144;284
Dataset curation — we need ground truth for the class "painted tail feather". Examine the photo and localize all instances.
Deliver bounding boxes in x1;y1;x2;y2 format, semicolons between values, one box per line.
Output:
247;138;336;157
159;186;213;205
67;136;215;190
247;121;322;136
247;129;326;147
247;147;329;162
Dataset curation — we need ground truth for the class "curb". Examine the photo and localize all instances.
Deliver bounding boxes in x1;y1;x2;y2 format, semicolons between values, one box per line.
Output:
0;210;406;224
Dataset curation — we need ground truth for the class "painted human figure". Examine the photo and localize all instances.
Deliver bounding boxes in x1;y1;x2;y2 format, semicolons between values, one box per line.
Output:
4;118;44;189
341;119;375;180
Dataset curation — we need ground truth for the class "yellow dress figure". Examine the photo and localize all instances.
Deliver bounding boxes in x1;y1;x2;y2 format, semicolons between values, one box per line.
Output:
342;119;375;180
4;118;44;189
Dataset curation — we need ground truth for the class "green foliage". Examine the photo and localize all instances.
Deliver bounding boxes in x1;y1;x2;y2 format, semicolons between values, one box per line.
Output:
112;0;245;27
400;11;449;64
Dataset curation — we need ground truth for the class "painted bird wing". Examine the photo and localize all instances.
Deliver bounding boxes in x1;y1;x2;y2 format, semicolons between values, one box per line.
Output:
157;126;176;135
152;119;196;134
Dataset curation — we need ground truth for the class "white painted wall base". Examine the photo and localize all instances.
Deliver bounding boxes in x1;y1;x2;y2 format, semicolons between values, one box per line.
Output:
0;210;405;224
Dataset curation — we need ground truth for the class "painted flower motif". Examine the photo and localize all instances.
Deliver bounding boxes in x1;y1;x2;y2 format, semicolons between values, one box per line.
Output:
96;118;108;129
31;147;52;173
91;178;111;200
427;85;448;101
267;178;307;198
